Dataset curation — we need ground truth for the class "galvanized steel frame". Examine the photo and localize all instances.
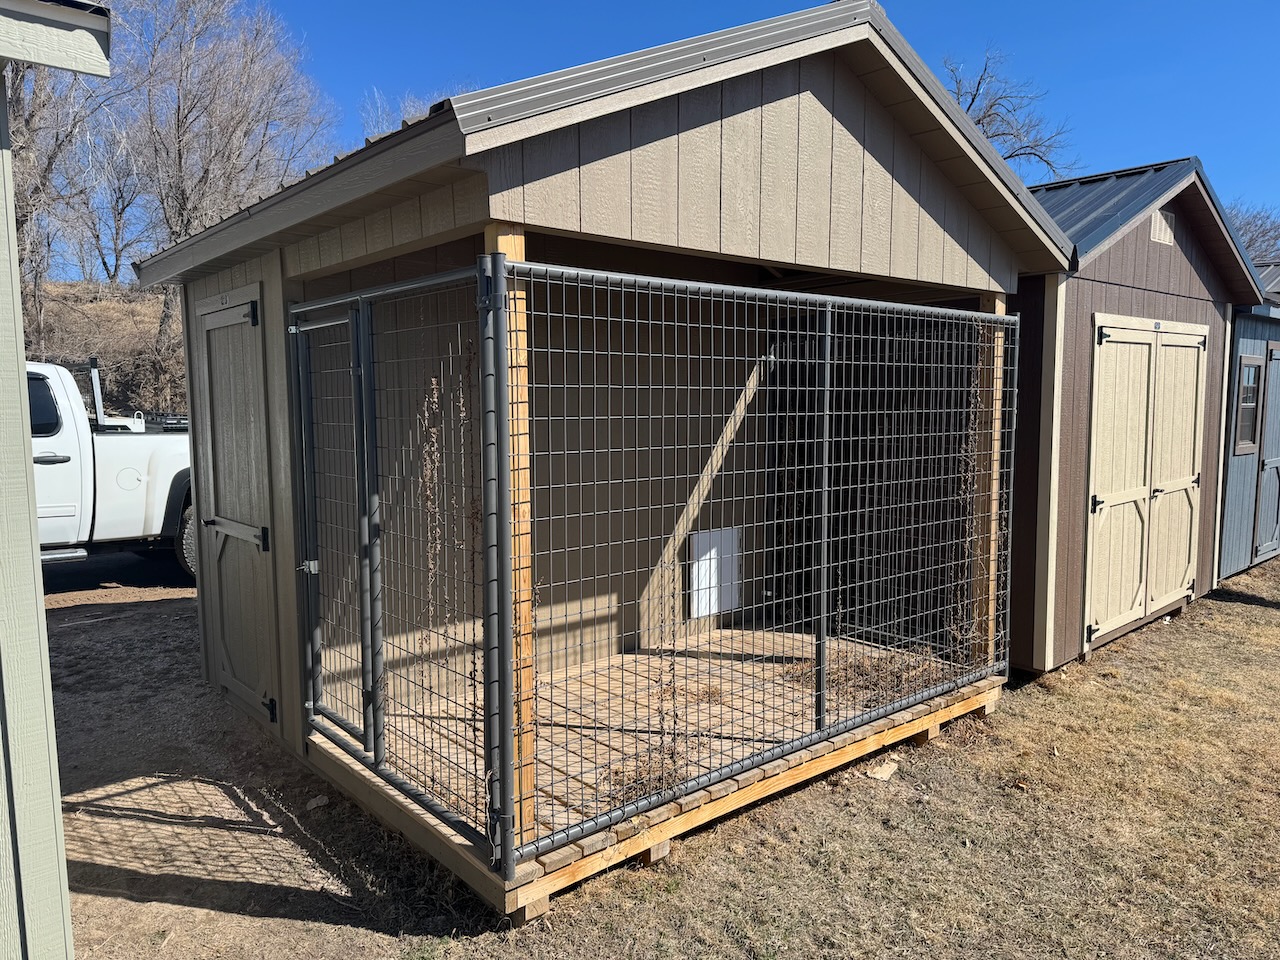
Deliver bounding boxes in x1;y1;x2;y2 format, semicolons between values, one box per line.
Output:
286;255;1018;878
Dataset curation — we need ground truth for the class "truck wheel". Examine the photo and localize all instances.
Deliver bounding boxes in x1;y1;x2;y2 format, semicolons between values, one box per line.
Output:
177;504;197;580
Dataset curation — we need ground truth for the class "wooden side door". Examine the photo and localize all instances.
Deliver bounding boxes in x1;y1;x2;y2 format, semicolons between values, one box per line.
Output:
1083;326;1157;640
194;296;279;726
1147;330;1207;610
1254;342;1280;562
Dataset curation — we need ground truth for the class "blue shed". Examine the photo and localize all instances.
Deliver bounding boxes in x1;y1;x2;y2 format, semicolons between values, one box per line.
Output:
1220;261;1280;578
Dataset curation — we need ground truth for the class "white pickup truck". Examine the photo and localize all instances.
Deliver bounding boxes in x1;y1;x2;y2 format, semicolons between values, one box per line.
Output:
27;360;195;576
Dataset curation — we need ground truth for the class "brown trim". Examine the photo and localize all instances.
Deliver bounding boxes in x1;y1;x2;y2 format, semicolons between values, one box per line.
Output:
1233;353;1264;456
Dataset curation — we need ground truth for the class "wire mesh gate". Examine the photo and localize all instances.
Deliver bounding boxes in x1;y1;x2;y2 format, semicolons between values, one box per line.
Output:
290;256;1018;879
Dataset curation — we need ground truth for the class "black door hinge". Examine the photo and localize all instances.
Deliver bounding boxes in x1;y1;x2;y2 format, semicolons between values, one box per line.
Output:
1097;327;1112;345
1091;494;1105;513
262;696;277;723
247;301;259;327
1192;473;1201;488
259;526;270;552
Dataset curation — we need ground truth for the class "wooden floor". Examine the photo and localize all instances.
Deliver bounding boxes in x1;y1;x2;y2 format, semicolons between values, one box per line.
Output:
372;628;988;851
308;671;1005;919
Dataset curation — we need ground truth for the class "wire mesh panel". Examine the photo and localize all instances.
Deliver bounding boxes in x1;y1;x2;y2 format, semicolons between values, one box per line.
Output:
369;279;488;832
301;320;367;742
291;257;1017;871
504;262;1017;860
293;271;490;842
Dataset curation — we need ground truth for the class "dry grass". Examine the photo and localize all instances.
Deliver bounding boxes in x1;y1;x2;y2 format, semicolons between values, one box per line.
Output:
27;281;184;414
47;556;1280;959
781;643;954;708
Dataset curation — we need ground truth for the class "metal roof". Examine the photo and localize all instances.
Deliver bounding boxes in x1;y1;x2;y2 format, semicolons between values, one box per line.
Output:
1030;158;1264;302
1030;159;1204;262
451;2;875;133
1258;260;1280;302
138;0;1072;285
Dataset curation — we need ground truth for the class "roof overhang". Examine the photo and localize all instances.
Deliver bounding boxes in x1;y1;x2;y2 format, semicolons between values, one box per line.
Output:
0;0;110;76
139;0;1072;287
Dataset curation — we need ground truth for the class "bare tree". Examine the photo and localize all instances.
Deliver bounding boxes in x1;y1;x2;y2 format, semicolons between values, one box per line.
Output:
944;48;1076;181
359;87;438;140
113;0;335;409
1226;200;1280;264
358;83;474;141
4;62;111;353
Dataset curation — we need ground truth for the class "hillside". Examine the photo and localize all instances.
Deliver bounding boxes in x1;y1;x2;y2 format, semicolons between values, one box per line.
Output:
25;282;186;416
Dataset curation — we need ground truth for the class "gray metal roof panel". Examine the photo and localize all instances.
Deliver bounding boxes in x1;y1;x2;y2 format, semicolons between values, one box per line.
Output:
450;2;876;133
1030;157;1264;300
1029;159;1200;261
450;0;1071;260
1259;260;1280;301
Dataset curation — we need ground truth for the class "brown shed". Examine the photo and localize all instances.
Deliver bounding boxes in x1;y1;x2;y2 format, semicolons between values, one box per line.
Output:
138;1;1072;917
1009;159;1262;672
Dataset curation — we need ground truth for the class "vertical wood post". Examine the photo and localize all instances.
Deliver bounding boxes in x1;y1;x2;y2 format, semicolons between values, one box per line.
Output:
974;293;1007;665
485;223;537;845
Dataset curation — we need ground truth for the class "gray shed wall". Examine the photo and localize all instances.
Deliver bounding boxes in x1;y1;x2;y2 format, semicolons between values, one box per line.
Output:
1219;311;1280;578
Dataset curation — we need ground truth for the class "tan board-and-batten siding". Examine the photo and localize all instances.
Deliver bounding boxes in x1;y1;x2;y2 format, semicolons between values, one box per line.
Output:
466;50;1018;293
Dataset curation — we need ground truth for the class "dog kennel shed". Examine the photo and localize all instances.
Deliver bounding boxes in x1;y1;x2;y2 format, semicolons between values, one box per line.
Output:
1009;159;1262;672
138;0;1072;917
1219;261;1280;579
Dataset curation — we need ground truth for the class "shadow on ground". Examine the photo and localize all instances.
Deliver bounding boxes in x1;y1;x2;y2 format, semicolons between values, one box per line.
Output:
50;557;504;956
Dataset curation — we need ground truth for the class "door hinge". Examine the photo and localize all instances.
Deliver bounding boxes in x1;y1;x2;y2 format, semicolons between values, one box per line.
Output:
259;526;270;553
247;301;260;327
1091;494;1106;513
1097;327;1112;345
298;559;319;575
261;696;277;723
288;324;300;335
1192;473;1200;488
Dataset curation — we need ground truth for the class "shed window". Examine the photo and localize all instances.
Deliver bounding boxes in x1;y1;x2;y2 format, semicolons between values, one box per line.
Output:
1236;358;1263;455
27;374;61;438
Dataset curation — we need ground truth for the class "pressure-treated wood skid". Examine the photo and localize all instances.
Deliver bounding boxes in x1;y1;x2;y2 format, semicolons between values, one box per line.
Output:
304;674;1003;919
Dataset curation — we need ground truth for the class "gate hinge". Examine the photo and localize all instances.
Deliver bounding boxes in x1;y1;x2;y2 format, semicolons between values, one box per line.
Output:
247;301;260;327
288;324;300;335
476;293;495;312
298;559;319;575
1090;494;1105;513
1097;327;1112;345
261;696;277;723
1189;579;1197;596
259;526;271;553
1192;473;1201;488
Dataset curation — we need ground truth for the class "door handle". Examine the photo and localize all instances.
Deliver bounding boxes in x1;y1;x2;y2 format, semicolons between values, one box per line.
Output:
33;454;71;465
1151;487;1165;497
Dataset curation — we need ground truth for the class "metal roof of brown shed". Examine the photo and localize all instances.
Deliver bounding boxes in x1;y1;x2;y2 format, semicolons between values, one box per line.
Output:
1031;158;1263;304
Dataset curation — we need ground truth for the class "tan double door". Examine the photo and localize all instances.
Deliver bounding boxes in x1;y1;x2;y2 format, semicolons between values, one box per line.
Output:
1084;317;1207;642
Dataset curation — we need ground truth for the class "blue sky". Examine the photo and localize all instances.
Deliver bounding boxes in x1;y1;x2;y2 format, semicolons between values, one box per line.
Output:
271;0;1280;207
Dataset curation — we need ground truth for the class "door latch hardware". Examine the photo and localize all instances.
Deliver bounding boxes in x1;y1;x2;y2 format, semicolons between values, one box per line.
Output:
1151;487;1165;497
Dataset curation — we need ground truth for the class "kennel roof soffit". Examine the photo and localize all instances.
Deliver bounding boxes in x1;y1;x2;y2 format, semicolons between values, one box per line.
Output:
137;0;1072;287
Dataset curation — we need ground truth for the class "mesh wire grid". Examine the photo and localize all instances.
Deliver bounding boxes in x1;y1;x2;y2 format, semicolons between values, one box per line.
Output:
292;258;1017;863
505;262;1016;858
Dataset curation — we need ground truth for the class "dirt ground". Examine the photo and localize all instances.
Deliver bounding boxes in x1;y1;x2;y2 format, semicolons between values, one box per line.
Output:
47;555;1280;960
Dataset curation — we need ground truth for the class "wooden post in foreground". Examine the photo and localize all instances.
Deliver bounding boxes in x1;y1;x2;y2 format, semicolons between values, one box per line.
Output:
486;222;537;844
973;292;1007;665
